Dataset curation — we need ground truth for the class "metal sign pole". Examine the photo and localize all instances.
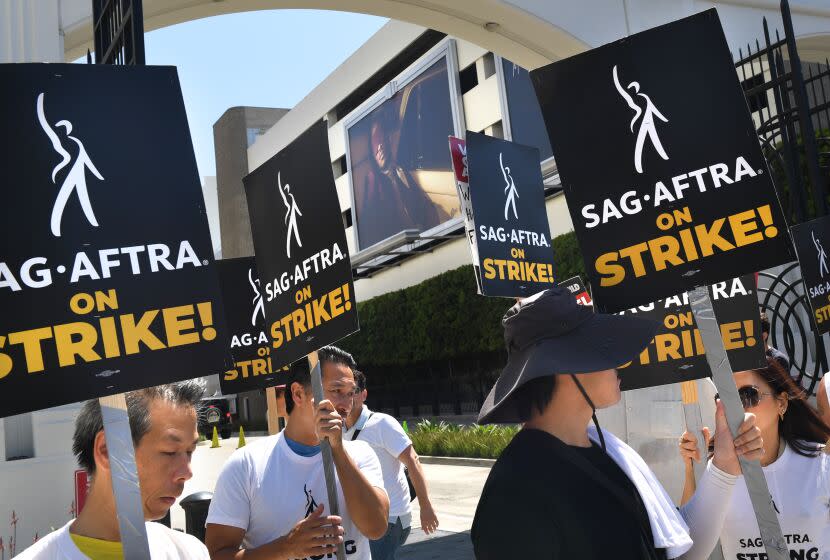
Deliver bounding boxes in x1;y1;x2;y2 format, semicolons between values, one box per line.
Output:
680;380;707;483
308;352;347;560
680;381;725;560
99;393;151;560
688;286;787;560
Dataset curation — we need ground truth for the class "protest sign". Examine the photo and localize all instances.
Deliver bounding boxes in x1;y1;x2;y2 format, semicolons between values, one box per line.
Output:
217;257;287;394
790;215;830;334
244;119;359;369
449;136;483;293
246;120;358;560
465;131;555;297
0;64;229;418
530;9;791;313
560;275;592;306
618;275;765;390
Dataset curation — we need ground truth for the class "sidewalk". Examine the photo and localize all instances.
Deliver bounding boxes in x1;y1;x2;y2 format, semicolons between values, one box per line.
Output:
173;436;487;558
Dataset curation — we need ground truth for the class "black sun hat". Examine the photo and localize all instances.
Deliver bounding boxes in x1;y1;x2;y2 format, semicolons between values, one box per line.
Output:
478;286;659;424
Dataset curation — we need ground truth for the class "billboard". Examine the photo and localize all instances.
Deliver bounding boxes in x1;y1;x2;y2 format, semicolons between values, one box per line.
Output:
346;46;463;250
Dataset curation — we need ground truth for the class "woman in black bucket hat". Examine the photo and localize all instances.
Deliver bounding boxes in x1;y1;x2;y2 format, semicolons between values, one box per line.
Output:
471;286;764;560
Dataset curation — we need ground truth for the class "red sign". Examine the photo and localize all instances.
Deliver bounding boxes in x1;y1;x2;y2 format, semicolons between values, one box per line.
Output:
74;470;89;516
561;275;593;306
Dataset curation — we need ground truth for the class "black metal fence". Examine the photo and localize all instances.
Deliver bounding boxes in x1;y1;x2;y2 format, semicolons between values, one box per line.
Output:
92;0;145;65
733;0;830;397
734;0;830;225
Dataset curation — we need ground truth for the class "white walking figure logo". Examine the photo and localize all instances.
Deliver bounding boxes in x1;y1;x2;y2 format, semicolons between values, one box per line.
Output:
37;92;104;237
813;230;829;278
248;268;265;326
612;65;669;174
277;171;303;258
500;152;519;221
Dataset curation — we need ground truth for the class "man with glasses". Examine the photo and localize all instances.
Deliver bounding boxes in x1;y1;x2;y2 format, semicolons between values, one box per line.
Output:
205;346;390;560
344;371;440;559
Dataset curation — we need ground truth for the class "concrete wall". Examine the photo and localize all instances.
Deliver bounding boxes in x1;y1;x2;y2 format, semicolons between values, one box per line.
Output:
202;176;221;259
214;106;289;259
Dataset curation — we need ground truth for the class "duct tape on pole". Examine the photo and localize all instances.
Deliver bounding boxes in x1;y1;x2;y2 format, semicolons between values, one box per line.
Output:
100;393;151;560
689;286;788;560
308;353;348;560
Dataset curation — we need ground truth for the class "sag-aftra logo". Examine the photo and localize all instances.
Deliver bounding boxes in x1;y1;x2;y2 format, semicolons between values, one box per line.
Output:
0;93;205;293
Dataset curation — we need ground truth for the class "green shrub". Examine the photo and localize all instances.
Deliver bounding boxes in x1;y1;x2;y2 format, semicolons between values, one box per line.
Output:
409;420;520;459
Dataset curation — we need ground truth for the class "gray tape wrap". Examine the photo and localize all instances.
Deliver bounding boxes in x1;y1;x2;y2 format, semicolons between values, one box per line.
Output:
688;286;787;559
310;360;348;560
100;393;151;560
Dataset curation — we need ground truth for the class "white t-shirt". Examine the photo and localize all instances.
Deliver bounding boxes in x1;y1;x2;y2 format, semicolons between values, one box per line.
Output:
719;442;830;560
343;406;412;522
14;519;209;559
206;433;385;559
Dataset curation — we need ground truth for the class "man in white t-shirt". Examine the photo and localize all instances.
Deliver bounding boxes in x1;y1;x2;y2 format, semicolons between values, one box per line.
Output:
205;346;389;560
16;380;211;559
343;371;439;560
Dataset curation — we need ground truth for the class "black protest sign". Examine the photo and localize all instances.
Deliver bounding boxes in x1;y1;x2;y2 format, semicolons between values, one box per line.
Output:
791;216;830;333
466;132;555;297
530;10;792;313
618;275;766;390
245;121;358;366
560;276;593;306
217;257;288;394
0;64;229;417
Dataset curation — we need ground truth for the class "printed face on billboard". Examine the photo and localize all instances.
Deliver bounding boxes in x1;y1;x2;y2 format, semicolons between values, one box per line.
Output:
347;56;460;250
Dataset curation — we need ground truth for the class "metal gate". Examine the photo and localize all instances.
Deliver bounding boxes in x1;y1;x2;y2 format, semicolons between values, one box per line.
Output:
92;0;145;65
735;0;830;394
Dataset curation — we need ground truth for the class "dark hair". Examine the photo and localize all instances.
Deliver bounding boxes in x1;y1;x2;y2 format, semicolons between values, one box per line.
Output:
512;375;557;422
760;312;770;335
284;346;357;414
354;370;367;392
756;357;830;457
73;379;206;475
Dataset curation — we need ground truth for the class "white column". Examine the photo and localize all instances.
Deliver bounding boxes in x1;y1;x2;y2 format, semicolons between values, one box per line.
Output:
0;0;63;63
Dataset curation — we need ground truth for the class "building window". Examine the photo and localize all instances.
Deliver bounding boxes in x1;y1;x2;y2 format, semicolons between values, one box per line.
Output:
246;127;266;148
481;52;496;80
459;63;478;95
741;74;768;114
332;155;348;178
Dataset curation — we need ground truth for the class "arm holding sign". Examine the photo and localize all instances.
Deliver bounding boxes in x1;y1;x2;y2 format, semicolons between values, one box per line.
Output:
677;402;762;560
316;399;390;540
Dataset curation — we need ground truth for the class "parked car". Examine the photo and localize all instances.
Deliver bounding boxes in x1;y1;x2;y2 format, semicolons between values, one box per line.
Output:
199;396;236;439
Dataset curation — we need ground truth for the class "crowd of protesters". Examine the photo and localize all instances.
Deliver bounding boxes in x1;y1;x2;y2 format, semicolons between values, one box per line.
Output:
15;287;830;560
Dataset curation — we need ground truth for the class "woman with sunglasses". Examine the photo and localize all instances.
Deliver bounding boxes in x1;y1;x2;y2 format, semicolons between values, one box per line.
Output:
678;357;830;559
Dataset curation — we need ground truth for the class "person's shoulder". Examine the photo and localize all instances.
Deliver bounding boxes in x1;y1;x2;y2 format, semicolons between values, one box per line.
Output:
230;433;280;462
343;438;376;458
343;439;384;468
146;523;210;558
218;434;281;479
14;522;70;559
367;411;406;432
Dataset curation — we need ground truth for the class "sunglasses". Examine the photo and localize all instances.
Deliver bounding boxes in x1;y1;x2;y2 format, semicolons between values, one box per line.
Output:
714;385;773;409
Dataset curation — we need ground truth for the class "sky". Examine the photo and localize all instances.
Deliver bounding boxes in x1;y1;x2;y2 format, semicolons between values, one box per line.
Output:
91;10;389;180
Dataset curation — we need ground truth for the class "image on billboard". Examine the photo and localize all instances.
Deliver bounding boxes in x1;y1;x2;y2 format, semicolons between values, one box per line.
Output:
346;45;463;250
